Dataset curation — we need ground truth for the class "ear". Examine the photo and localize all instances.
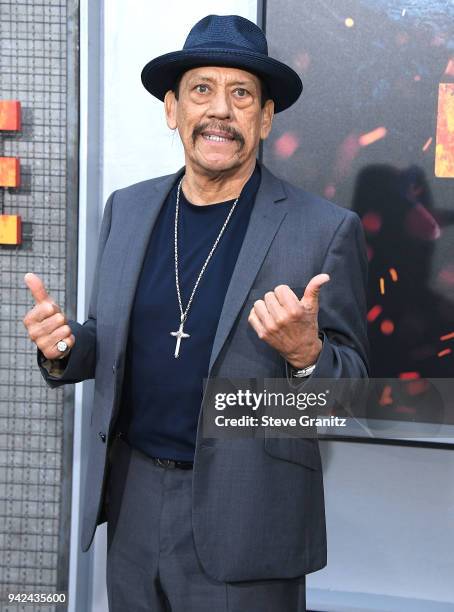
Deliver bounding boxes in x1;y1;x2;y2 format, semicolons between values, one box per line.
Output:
260;99;275;140
164;90;177;130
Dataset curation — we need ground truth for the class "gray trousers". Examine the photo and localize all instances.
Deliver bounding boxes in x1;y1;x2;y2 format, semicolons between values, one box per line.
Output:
105;437;306;612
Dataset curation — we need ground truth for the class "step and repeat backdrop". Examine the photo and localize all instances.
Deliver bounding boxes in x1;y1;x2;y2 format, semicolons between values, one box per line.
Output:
263;0;454;444
0;1;77;609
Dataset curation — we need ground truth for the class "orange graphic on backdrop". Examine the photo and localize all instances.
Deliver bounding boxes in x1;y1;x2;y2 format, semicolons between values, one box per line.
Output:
0;157;20;187
0;215;22;245
435;83;454;178
0;100;21;131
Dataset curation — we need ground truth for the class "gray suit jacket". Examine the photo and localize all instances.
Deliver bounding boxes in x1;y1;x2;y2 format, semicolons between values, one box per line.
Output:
38;162;369;581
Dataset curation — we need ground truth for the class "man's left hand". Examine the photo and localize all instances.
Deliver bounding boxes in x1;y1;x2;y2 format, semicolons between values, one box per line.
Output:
247;274;330;369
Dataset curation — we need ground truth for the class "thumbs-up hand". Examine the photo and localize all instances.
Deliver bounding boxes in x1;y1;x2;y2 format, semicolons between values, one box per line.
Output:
247;274;330;369
22;273;75;361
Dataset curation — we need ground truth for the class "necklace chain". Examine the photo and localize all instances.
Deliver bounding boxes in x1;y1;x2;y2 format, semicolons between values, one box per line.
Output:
174;177;239;328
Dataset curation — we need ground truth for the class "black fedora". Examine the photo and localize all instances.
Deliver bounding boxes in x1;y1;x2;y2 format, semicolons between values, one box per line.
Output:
141;14;302;113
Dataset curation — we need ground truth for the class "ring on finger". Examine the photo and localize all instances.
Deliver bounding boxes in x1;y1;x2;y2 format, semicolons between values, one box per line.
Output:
56;340;68;353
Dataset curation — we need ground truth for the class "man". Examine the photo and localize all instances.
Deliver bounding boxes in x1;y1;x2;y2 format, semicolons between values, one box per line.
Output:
23;14;369;612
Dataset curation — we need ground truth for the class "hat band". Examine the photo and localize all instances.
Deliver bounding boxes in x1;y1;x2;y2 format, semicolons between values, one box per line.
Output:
184;40;268;55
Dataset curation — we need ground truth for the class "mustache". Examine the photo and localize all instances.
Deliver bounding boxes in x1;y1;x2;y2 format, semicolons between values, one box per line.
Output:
192;122;245;147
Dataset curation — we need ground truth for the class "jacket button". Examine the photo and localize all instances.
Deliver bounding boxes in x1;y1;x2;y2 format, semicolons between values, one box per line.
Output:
112;364;116;373
99;432;106;443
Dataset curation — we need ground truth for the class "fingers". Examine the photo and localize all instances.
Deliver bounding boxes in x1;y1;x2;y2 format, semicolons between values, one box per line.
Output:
24;272;51;304
300;274;330;311
37;329;75;361
57;333;75;359
273;285;302;313
247;307;266;339
22;273;70;360
24;301;61;327
251;298;276;331
23;273;61;328
46;333;75;361
249;286;302;333
263;291;286;322
52;330;75;360
248;278;330;336
27;311;68;342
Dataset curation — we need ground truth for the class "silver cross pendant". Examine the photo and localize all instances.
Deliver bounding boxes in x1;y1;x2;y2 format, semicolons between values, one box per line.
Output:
170;319;190;358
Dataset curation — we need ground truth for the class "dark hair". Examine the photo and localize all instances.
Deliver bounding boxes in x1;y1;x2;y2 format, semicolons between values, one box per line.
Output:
173;71;271;108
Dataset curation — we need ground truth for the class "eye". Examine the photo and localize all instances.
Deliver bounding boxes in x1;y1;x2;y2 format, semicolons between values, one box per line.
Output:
234;88;249;98
195;84;209;94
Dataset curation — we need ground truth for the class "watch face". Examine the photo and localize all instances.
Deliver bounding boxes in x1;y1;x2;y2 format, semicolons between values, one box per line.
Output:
292;365;315;378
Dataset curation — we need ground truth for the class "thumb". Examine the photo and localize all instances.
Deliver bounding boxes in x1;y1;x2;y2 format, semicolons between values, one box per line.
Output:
24;273;51;304
300;273;330;307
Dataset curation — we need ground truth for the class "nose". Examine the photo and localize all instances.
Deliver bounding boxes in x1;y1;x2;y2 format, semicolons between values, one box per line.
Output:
207;89;232;120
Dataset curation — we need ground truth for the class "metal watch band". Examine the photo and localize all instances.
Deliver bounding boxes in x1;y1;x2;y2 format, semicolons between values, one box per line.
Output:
291;363;317;378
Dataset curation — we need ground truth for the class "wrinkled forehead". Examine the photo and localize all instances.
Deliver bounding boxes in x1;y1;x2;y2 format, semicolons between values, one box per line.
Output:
179;65;262;89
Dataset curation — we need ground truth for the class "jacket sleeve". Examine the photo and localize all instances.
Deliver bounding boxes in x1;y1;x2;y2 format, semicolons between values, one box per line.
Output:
285;209;370;382
37;191;116;389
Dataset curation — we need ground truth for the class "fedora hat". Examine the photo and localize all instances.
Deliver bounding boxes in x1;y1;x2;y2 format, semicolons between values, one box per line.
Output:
141;14;302;113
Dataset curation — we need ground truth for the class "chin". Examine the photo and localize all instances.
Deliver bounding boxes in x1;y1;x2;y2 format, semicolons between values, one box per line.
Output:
198;160;241;176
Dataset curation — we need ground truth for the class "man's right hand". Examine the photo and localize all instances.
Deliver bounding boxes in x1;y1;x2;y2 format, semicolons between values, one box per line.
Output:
22;272;75;361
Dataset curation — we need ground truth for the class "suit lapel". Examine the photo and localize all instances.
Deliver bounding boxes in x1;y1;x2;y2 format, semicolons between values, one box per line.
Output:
207;164;288;374
114;168;183;357
113;163;288;373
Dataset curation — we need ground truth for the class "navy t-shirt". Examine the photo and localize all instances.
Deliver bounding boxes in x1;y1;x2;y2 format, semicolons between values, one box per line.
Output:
118;164;261;461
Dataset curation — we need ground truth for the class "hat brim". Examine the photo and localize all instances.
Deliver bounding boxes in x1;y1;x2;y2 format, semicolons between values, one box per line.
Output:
141;48;302;113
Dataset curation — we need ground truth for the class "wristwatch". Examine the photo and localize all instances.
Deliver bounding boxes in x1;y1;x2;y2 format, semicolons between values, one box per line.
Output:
291;363;317;378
